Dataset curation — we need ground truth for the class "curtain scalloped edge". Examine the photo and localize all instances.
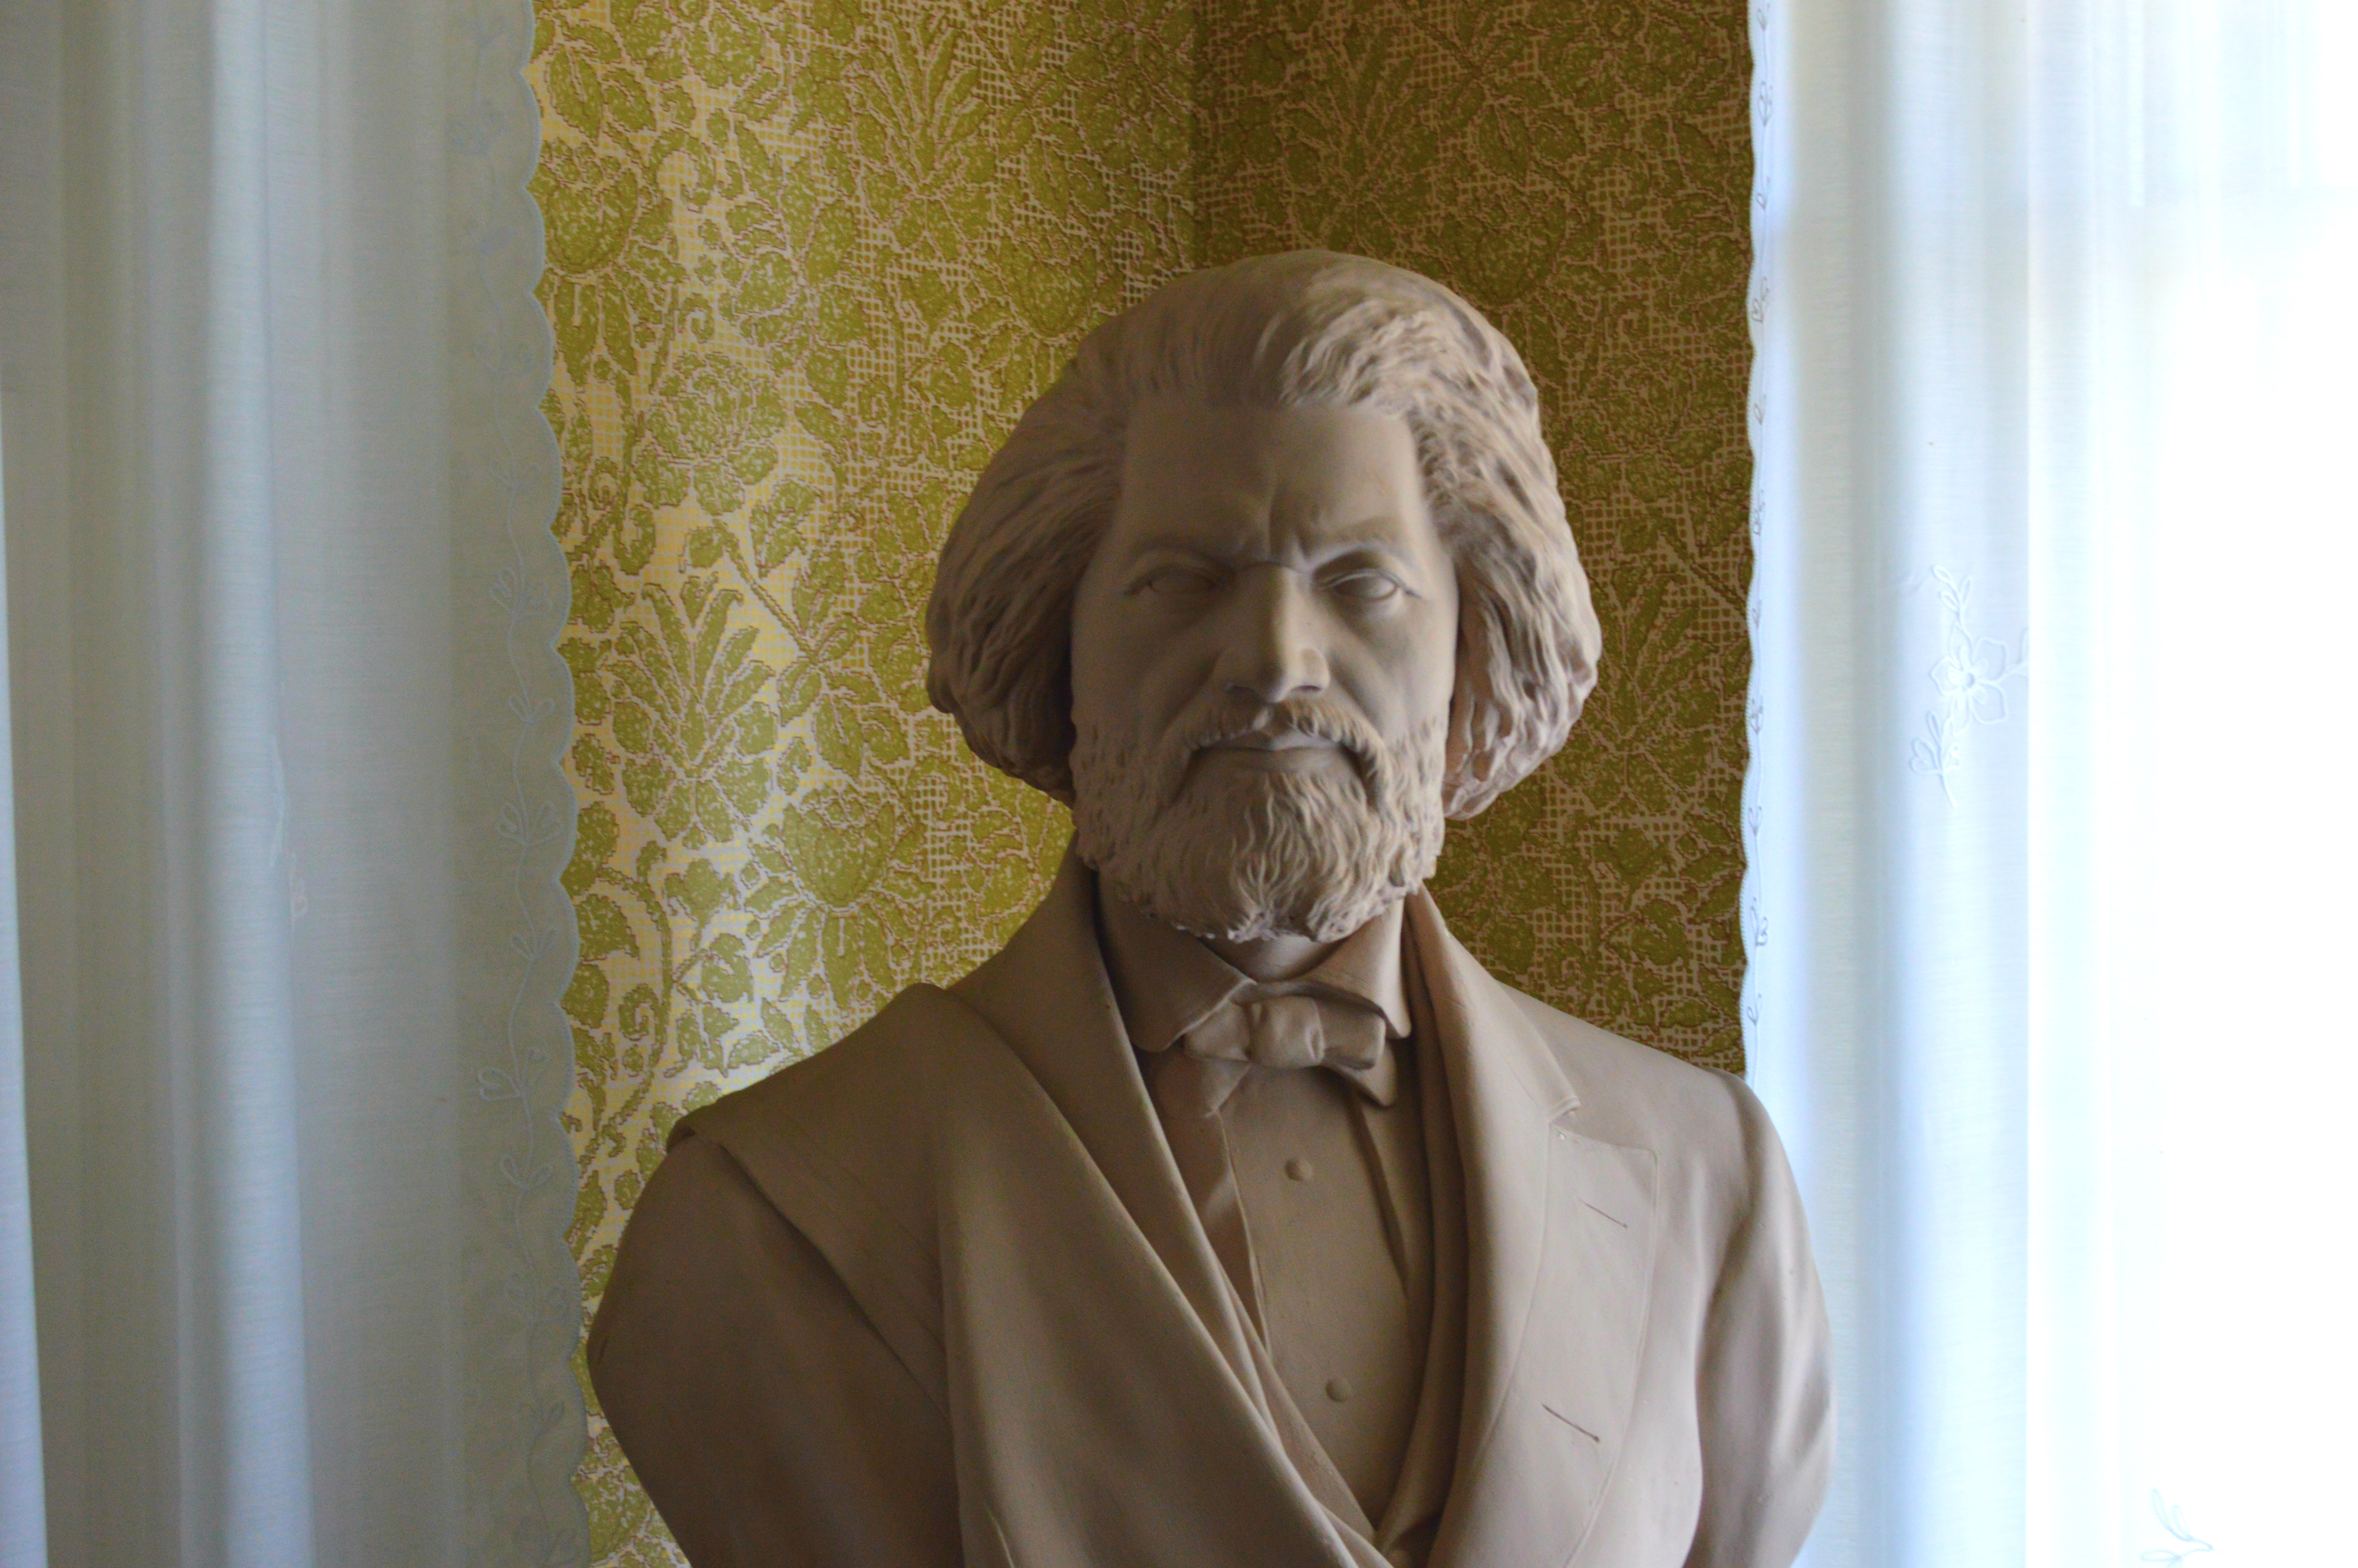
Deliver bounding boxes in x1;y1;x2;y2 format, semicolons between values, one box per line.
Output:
1738;0;1773;1086
450;0;590;1562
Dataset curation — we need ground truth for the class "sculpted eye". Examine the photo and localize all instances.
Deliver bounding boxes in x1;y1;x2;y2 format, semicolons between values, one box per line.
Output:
1138;564;1218;597
1326;569;1404;604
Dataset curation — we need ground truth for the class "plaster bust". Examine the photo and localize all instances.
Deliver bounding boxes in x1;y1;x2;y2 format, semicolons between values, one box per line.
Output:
587;252;1832;1568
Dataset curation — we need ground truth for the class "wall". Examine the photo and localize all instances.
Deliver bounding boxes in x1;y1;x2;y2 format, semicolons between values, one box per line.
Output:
529;2;1194;1559
1197;0;1754;1070
531;1;1747;1560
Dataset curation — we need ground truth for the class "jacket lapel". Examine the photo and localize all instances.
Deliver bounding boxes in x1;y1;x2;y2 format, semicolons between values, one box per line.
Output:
951;849;1271;1398
1409;894;1662;1568
956;863;1662;1565
937;855;1373;1566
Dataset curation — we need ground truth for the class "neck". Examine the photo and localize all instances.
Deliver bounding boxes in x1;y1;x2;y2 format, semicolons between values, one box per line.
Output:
1205;930;1346;983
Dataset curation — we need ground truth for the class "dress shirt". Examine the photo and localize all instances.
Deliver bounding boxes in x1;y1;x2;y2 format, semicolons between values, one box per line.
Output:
1098;894;1441;1534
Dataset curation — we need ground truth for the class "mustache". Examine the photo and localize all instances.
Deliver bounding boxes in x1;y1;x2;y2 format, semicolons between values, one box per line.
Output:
1169;697;1385;762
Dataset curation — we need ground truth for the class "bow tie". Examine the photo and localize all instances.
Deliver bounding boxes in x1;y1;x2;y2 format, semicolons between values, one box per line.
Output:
1158;988;1400;1112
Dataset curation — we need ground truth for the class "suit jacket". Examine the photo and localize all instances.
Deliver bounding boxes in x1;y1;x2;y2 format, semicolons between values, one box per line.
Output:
588;854;1832;1568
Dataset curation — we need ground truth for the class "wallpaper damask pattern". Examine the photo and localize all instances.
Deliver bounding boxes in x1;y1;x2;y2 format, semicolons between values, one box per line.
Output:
1196;0;1754;1069
529;2;1193;1558
531;2;1748;1559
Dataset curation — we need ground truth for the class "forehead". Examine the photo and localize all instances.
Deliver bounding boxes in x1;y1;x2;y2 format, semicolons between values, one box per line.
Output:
1110;396;1433;554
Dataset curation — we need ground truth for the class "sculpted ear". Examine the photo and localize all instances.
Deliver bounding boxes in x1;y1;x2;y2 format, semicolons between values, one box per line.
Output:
1036;647;1078;803
1441;615;1483;816
1439;562;1596;819
1440;598;1519;820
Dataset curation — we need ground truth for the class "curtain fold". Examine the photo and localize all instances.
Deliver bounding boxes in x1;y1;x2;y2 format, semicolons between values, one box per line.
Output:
0;1;585;1563
0;410;43;1568
1749;1;2358;1563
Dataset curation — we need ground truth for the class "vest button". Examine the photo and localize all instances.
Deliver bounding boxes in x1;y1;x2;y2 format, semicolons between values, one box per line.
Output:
1285;1156;1314;1182
1325;1376;1354;1403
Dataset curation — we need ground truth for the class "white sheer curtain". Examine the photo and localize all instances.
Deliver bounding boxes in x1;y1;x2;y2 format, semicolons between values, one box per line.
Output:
0;416;41;1567
1748;1;2358;1564
0;1;585;1564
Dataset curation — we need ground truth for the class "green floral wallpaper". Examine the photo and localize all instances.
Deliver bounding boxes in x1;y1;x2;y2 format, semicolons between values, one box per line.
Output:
529;1;1193;1557
1196;0;1754;1073
531;0;1748;1559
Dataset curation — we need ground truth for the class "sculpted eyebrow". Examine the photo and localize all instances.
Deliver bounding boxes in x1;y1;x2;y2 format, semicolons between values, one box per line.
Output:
1120;531;1417;566
1321;535;1415;562
1122;538;1231;560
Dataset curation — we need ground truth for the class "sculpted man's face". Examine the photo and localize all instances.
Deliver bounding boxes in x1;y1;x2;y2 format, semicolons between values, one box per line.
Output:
1067;396;1460;941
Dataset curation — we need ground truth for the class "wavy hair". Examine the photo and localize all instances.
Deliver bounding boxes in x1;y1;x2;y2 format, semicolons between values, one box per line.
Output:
924;250;1601;819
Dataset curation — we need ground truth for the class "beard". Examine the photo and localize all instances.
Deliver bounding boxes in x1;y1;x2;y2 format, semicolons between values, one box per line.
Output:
1069;696;1448;943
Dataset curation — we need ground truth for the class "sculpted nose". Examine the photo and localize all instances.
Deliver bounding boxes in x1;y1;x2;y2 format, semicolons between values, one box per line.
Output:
1219;566;1329;706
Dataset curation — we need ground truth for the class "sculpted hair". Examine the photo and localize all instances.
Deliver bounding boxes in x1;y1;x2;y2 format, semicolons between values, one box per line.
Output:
924;249;1602;819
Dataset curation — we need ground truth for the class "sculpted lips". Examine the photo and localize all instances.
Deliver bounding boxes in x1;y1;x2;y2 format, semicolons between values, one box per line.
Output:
1200;726;1346;772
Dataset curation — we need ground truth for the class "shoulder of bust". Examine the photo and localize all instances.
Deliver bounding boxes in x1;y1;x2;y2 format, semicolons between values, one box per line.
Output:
670;983;1015;1221
681;987;945;1136
1483;973;1779;1178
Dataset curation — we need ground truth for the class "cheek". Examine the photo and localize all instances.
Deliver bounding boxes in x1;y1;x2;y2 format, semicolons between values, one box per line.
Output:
1068;579;1183;735
1420;577;1463;722
1066;595;1127;730
1332;633;1450;745
1370;598;1460;724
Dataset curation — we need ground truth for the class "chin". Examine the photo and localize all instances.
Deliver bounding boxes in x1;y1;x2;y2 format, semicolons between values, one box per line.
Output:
1069;717;1447;941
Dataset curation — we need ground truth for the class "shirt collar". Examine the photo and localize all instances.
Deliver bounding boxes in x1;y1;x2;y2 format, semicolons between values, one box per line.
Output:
1096;884;1412;1056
